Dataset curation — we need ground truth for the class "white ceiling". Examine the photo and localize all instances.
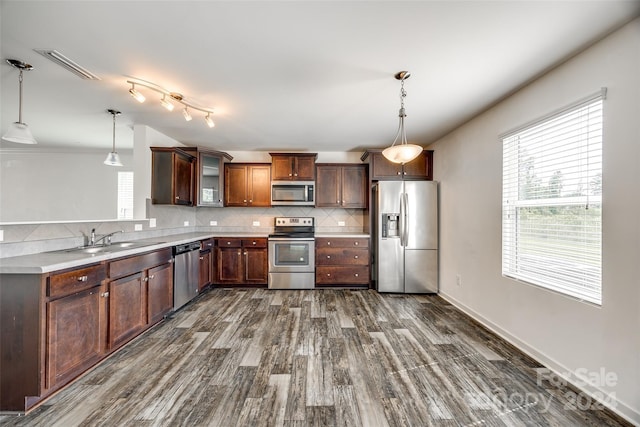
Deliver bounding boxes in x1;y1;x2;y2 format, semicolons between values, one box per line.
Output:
1;1;639;153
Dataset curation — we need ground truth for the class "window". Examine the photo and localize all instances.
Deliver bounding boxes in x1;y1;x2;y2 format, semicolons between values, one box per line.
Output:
502;90;604;305
117;171;134;220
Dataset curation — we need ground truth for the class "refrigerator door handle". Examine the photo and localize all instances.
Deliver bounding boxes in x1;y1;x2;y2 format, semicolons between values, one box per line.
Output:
400;192;408;246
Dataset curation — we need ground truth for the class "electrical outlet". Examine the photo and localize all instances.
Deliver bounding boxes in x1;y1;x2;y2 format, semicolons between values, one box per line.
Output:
252;221;260;227
184;221;190;227
210;220;218;226
338;221;346;227
134;224;143;231
456;274;462;287
149;218;156;228
0;230;4;242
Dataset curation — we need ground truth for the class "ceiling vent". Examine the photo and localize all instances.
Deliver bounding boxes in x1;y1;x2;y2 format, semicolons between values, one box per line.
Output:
34;49;101;80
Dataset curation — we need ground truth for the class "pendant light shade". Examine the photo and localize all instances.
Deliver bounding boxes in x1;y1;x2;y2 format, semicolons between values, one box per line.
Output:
104;109;123;166
382;71;422;164
2;59;37;144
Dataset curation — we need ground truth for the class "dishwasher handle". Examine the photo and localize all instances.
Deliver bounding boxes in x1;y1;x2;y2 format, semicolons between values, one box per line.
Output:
173;241;201;255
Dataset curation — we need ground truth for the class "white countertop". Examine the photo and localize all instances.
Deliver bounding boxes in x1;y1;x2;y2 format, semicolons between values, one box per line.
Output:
0;232;269;275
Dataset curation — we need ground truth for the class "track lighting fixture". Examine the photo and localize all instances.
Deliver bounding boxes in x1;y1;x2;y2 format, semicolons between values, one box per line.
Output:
129;83;146;103
160;94;174;111
2;59;37;144
382;71;423;164
126;78;215;128
104;109;123;167
205;113;215;128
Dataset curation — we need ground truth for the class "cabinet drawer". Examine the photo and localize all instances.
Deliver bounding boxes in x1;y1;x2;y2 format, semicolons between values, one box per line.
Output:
201;238;216;250
242;238;267;248
315;237;369;248
315;266;369;285
215;238;242;248
316;248;369;266
108;248;172;280
48;264;106;298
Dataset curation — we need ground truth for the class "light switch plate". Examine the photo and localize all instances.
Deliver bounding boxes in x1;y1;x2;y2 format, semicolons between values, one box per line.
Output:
338;221;346;227
149;218;156;228
184;221;190;227
0;230;4;242
210;220;218;226
252;221;260;227
134;224;143;231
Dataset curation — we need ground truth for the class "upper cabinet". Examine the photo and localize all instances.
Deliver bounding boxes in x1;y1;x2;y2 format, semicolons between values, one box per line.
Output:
270;153;317;181
182;147;233;207
316;164;368;208
151;147;196;206
361;149;433;181
224;164;271;207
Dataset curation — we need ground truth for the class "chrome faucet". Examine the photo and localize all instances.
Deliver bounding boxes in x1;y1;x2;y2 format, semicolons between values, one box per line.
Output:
89;229;123;246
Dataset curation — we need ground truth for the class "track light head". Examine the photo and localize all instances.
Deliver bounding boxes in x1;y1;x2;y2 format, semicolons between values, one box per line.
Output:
129;84;145;103
182;107;193;122
160;95;174;111
204;113;215;128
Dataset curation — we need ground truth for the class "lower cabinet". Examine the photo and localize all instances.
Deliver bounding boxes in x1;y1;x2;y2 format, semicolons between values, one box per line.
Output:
315;237;370;286
0;247;176;412
214;238;267;285
107;248;173;350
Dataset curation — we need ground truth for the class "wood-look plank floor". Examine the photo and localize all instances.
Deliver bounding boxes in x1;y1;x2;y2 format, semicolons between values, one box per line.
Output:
1;289;631;427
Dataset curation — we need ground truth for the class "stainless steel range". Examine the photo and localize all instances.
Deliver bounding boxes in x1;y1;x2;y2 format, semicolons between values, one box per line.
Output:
268;217;315;289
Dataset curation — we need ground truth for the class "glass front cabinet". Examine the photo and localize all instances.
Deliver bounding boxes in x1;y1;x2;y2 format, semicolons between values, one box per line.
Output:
183;147;233;207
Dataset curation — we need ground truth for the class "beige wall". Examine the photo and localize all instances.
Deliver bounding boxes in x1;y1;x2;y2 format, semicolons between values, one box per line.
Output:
430;18;640;423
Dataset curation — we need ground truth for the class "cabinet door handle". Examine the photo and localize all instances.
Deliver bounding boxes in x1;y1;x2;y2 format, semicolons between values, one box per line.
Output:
101;292;110;298
207;243;213;247
150;275;155;279
327;241;331;245
200;256;204;260
243;199;247;203
289;173;292;177
143;277;149;282
249;199;253;203
77;275;88;282
294;173;298;177
403;172;407;175
176;196;180;200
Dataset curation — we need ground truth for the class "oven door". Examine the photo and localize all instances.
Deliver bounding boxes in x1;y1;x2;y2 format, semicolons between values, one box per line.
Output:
268;238;315;273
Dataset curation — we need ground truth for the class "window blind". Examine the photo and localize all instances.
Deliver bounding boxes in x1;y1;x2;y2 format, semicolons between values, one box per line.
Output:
117;171;134;220
502;92;604;305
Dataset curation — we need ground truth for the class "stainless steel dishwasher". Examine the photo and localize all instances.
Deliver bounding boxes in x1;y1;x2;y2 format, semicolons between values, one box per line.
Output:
173;242;201;311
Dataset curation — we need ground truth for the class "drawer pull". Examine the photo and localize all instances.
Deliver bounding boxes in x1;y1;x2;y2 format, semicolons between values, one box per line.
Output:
354;242;359;246
327;273;331;277
354;255;358;259
327;241;331;246
77;275;88;282
252;241;256;245
355;273;359;277
207;243;213;247
327;255;331;259
227;241;231;245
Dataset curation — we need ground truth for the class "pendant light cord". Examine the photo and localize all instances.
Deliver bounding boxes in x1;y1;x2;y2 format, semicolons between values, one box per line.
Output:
112;111;117;151
17;70;24;124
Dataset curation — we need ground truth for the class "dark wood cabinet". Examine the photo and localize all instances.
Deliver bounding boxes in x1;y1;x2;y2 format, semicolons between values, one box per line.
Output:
108;273;146;350
214;238;267;285
151;147;196;205
182;147;233;207
315;238;370;286
270;153;317;181
224;163;271;207
361;150;433;181
147;262;174;325
45;267;107;391
107;248;173;350
199;248;212;291
316;164;367;208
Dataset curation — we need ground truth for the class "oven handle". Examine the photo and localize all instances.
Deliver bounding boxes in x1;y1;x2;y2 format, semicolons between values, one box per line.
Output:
268;237;315;241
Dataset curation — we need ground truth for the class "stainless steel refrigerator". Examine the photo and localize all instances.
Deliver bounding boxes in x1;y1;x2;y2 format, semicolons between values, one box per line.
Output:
374;180;438;293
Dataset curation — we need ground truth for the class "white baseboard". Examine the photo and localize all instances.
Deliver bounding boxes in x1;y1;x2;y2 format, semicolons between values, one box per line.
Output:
439;291;640;426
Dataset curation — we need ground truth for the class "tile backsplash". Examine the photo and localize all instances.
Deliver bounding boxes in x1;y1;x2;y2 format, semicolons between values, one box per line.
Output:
0;200;366;258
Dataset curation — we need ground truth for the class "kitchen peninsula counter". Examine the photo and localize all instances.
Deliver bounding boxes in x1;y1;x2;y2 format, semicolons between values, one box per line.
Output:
0;232;269;274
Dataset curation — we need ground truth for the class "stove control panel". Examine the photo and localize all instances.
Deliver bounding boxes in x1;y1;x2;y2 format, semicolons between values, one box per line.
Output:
274;217;314;227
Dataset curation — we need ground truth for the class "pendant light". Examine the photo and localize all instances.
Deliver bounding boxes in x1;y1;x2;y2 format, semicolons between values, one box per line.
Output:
2;59;37;144
382;71;423;164
104;109;123;166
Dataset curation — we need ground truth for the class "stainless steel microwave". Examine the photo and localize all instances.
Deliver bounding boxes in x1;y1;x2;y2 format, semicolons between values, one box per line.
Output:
271;181;315;206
